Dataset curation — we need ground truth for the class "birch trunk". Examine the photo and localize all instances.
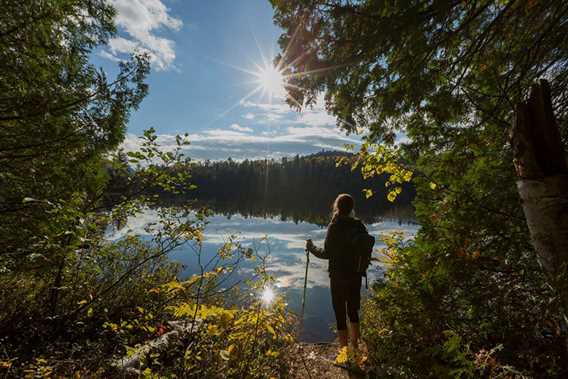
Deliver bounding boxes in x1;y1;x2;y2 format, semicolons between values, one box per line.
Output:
511;79;568;321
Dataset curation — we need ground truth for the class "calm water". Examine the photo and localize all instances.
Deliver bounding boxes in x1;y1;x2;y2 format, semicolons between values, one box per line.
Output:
109;210;419;342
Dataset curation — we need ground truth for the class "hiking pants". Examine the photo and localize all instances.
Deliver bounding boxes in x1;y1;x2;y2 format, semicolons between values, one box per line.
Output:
330;274;362;331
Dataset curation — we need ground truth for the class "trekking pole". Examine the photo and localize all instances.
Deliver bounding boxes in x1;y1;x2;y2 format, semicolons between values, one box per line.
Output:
300;247;310;331
297;248;315;379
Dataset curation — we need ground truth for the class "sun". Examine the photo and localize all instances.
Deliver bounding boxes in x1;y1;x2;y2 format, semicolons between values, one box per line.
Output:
206;32;333;121
255;64;286;99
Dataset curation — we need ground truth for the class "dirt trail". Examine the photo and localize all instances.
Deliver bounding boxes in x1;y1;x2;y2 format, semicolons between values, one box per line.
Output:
285;341;374;379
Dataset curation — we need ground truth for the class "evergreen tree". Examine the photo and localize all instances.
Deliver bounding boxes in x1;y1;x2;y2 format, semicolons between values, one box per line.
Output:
0;0;149;269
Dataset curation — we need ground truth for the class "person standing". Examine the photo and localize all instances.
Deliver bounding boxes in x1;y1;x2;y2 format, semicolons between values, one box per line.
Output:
306;193;367;350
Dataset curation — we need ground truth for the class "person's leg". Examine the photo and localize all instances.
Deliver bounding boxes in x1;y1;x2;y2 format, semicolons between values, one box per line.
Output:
349;322;360;349
346;275;362;349
330;275;348;347
337;329;348;347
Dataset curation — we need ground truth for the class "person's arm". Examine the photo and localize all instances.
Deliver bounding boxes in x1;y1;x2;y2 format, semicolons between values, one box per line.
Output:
306;239;328;259
358;220;368;233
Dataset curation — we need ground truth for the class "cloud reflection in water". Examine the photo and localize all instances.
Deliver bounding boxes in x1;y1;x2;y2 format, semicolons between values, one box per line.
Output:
108;210;419;342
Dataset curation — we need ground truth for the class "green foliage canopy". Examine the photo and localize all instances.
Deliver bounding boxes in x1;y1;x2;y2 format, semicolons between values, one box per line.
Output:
0;0;149;268
272;0;568;143
271;0;568;375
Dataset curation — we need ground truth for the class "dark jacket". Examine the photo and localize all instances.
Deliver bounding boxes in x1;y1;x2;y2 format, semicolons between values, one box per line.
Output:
311;215;367;277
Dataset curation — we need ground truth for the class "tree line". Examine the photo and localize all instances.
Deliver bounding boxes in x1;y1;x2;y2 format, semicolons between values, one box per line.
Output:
144;151;415;225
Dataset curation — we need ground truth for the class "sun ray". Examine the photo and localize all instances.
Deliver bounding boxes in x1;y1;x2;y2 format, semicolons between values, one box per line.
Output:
286;64;343;79
200;27;343;123
276;18;306;70
204;55;260;77
282;47;312;71
286;92;304;110
203;85;262;128
252;32;269;69
282;82;307;92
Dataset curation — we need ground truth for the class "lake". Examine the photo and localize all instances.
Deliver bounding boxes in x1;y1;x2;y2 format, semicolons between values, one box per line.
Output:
109;209;419;342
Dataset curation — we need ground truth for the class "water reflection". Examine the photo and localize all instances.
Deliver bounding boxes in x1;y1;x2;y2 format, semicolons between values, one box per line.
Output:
111;210;419;342
168;199;416;227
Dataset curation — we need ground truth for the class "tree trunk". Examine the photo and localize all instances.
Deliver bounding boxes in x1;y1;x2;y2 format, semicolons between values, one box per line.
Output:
511;79;568;345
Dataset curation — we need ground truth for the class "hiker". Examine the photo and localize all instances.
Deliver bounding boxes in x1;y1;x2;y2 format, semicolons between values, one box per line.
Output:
305;193;369;351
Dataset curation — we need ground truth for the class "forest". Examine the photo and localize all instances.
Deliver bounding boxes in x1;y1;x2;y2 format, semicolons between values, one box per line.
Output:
2;0;568;378
136;151;414;225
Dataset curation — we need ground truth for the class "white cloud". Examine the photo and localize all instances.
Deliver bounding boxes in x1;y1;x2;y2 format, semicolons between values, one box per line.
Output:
240;100;292;123
240;100;292;115
107;210;419;289
229;123;253;133
122;121;359;161
97;49;123;63
121;94;359;161
107;36;139;55
242;113;255;120
296;108;337;127
240;95;341;128
295;95;338;127
103;0;182;71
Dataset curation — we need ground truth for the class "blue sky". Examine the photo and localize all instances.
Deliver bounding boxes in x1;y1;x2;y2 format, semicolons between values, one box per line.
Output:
94;0;360;161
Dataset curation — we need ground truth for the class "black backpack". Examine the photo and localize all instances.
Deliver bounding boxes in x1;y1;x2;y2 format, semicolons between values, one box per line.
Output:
351;229;375;287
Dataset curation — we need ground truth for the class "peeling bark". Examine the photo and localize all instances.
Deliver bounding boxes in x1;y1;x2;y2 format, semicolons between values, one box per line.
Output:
511;79;568;325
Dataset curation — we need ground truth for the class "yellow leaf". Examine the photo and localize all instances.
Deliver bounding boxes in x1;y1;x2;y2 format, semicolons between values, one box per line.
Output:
387;191;397;202
143;367;152;378
227;344;235;354
284;333;294;343
266;324;276;337
0;360;12;369
126;346;137;358
429;182;437;190
207;324;221;336
265;349;279;358
162;280;184;293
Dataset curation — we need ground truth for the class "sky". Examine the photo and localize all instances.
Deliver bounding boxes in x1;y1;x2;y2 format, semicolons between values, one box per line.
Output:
93;0;360;161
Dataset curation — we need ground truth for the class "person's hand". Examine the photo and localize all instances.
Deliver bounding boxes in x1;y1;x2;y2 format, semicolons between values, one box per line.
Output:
306;239;314;252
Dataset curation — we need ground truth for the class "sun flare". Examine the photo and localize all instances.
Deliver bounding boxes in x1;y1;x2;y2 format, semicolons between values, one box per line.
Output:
256;64;285;99
207;32;334;121
260;286;275;305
